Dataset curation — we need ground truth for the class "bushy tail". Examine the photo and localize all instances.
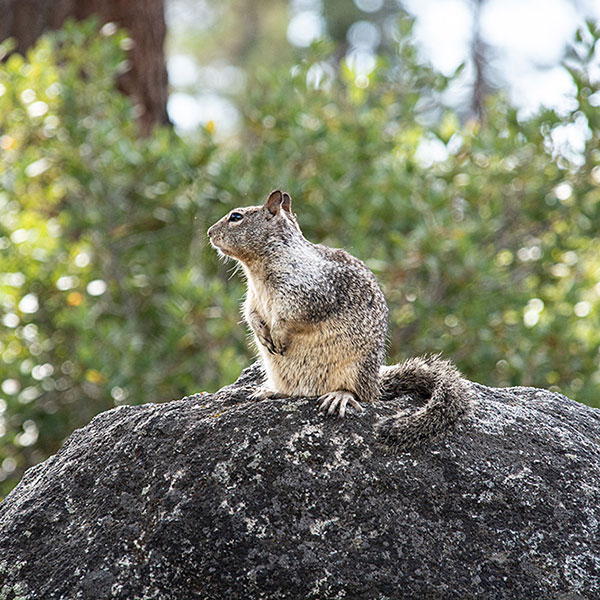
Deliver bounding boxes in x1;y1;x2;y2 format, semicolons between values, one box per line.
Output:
377;355;472;450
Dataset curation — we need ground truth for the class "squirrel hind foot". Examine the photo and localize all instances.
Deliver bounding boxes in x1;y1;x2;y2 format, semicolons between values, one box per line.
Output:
250;386;283;400
318;390;364;418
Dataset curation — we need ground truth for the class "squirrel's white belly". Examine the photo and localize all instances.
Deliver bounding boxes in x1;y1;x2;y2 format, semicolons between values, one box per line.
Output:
259;332;362;397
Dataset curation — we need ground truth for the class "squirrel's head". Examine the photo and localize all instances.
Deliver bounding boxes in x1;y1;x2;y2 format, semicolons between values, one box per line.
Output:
208;190;301;264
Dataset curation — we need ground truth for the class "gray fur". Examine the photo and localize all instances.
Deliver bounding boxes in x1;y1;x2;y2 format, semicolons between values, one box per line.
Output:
378;355;472;449
208;190;471;449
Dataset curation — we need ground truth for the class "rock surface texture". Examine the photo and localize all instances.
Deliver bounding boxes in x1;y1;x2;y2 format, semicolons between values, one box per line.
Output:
1;362;600;600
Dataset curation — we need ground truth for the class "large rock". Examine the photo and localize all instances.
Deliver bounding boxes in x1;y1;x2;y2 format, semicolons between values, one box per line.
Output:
1;363;600;600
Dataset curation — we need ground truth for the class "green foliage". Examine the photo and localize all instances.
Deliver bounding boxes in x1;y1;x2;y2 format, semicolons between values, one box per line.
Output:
0;20;243;496
214;23;600;408
1;19;600;497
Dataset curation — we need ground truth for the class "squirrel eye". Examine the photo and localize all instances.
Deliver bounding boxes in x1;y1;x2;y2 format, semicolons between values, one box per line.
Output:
228;212;243;223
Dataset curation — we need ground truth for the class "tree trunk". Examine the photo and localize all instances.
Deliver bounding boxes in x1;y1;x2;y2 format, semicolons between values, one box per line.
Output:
470;0;489;123
0;0;170;135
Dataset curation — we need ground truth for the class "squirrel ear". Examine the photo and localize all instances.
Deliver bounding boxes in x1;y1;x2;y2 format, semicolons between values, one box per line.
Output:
282;193;292;213
265;189;283;215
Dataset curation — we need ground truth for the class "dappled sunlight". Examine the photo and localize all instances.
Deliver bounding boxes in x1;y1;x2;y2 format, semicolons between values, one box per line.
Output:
1;6;599;500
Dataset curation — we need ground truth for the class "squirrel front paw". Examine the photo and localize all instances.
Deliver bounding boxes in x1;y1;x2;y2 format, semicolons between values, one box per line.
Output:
255;324;286;356
260;335;286;355
318;391;364;418
256;331;276;354
270;337;287;355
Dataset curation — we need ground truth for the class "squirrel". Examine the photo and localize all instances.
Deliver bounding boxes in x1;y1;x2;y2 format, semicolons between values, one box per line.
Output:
207;189;471;448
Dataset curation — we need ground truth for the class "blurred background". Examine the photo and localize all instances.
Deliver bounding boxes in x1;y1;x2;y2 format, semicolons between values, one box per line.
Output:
0;0;599;497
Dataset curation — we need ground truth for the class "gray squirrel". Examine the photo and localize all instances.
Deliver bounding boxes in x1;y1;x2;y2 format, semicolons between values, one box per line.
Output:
208;189;471;448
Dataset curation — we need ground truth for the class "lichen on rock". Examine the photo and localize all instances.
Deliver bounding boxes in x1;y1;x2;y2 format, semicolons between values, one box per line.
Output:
1;363;600;599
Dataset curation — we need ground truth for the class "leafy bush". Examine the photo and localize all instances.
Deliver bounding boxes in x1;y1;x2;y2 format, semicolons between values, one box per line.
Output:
213;25;600;405
0;20;242;496
1;18;599;497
